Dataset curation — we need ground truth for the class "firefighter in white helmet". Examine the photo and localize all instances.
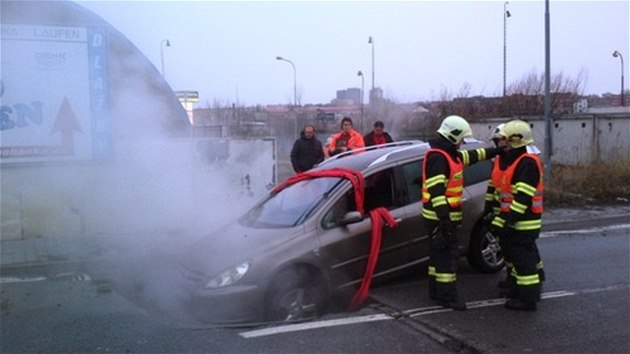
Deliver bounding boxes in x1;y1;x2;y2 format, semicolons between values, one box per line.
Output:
483;123;516;294
489;119;544;311
422;115;501;310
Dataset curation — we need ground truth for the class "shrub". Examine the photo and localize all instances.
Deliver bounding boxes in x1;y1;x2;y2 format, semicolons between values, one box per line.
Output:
545;160;630;207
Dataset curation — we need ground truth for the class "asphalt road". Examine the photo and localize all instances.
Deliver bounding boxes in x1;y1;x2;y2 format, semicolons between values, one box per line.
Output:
1;223;629;353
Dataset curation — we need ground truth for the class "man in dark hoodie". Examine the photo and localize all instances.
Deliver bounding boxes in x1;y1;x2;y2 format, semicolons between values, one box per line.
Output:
290;124;325;173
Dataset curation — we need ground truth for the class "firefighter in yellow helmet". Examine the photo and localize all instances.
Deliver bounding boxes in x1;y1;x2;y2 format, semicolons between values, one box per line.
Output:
490;119;544;311
422;115;501;310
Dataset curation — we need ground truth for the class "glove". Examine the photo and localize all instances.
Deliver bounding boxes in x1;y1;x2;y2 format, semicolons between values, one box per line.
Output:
439;219;454;238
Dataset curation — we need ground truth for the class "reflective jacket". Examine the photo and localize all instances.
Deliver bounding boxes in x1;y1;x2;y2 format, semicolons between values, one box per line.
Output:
486;156;504;215
492;153;544;231
329;129;365;156
422;149;464;222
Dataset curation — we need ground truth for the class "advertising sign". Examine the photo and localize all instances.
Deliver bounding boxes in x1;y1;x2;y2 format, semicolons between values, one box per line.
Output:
0;24;111;164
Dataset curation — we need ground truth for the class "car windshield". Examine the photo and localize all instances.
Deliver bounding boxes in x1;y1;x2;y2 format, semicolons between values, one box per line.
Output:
239;177;342;228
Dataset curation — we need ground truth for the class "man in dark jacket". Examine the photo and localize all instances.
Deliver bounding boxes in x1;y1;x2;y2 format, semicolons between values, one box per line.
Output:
363;120;394;147
290;124;325;173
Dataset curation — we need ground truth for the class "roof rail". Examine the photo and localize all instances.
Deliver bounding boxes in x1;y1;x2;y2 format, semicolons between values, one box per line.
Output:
319;140;425;166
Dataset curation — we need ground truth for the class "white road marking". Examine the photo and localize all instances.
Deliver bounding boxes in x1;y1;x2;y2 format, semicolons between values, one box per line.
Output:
541;223;630;238
239;314;393;338
239;285;629;338
0;272;94;284
0;276;47;284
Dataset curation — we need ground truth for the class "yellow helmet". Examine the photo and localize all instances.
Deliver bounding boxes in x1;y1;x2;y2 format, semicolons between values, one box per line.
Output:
437;115;473;144
503;119;534;148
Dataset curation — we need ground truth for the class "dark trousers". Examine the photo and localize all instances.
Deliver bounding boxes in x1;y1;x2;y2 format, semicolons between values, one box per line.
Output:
425;220;460;303
503;229;542;303
500;230;545;284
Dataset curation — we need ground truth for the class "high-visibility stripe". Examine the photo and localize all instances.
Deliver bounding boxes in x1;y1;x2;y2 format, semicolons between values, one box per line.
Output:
476;148;487;161
426;174;446;188
422;209;462;222
536;261;544;270
431;195;448;207
510;200;528;214
460;150;470;165
428;266;436;276
492;216;505;228
516;273;540;286
435;272;456;283
514;181;537;197
514;219;541;230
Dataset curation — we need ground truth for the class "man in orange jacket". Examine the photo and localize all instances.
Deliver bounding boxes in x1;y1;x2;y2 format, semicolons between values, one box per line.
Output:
328;117;365;157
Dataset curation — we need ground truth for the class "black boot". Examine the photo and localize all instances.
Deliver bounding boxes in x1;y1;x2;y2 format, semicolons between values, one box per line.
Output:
505;299;537;311
499;285;518;299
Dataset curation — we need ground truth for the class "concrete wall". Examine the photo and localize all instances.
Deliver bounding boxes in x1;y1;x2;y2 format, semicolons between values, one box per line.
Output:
472;112;630;165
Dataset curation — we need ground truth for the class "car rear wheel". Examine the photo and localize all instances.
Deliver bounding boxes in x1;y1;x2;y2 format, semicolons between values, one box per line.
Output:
467;222;504;273
265;266;326;322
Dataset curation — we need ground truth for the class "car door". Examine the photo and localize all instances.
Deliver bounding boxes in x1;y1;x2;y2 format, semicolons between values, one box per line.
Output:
397;158;432;264
316;167;412;291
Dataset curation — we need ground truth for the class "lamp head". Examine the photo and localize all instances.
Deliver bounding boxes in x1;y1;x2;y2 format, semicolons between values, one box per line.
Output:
613;50;620;58
357;70;363;76
164;39;171;47
276;56;283;60
368;36;373;44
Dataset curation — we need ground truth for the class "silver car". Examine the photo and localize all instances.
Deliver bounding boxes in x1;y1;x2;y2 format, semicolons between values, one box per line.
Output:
179;140;503;324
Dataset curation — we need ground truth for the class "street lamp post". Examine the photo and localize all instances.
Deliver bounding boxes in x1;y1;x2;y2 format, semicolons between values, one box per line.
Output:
368;36;375;103
613;50;625;106
160;39;171;78
276;56;297;107
357;70;365;131
503;2;511;98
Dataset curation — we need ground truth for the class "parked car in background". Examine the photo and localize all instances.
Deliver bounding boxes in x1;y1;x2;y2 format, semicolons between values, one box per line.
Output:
178;140;503;324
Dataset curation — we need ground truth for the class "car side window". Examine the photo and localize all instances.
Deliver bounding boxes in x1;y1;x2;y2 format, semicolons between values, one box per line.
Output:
401;160;422;206
364;169;395;212
321;169;395;229
463;159;492;186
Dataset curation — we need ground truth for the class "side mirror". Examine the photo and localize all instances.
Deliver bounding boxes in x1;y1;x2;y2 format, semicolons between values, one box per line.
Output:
339;211;363;226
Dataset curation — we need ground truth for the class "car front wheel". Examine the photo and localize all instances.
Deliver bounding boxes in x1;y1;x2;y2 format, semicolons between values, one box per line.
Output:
265;266;326;322
467;222;505;273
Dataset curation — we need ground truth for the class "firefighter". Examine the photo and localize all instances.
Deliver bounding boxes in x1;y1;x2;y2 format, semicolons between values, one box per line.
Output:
422;115;501;311
490;119;544;311
483;124;516;294
486;123;545;298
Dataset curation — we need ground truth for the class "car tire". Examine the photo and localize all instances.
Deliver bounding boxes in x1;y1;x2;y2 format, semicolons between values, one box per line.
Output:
467;221;505;273
265;266;327;322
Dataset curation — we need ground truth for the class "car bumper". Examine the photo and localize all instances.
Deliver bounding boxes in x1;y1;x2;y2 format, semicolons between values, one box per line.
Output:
183;283;267;325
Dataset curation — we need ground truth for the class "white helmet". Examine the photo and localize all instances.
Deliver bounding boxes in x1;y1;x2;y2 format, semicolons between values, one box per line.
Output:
492;123;506;140
437;115;473;144
503;119;534;148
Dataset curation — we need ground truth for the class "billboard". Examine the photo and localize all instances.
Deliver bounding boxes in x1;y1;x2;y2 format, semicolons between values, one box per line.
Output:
0;24;111;164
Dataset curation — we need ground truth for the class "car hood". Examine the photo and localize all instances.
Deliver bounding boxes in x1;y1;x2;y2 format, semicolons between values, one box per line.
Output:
180;221;305;276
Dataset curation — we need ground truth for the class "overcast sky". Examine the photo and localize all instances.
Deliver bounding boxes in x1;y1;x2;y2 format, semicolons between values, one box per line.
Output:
75;0;629;107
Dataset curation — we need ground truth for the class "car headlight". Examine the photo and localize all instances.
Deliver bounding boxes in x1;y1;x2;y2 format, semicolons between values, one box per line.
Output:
204;261;250;289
